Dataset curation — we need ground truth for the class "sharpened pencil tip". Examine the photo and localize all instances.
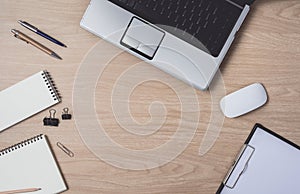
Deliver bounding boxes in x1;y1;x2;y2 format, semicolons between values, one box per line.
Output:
51;52;63;60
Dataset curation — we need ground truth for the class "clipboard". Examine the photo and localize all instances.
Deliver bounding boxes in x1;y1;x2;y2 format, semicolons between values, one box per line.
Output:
216;123;300;194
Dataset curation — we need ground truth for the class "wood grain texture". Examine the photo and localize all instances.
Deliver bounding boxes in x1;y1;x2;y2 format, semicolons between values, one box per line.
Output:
0;0;300;193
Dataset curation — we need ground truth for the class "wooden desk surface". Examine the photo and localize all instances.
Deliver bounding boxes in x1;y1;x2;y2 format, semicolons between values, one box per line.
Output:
1;0;300;193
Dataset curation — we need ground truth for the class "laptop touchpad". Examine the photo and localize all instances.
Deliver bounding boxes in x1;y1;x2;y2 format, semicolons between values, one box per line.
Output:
121;17;165;60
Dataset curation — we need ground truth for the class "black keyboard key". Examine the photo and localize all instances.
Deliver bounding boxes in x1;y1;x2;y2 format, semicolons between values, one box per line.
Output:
127;0;136;7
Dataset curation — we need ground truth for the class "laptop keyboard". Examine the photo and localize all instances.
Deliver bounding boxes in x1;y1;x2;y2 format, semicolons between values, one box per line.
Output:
109;0;242;57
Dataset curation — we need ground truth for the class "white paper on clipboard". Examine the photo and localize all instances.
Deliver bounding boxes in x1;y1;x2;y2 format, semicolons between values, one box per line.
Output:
218;124;300;194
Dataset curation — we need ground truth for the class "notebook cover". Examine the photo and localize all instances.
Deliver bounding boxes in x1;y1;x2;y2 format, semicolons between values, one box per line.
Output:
0;70;61;132
0;134;67;193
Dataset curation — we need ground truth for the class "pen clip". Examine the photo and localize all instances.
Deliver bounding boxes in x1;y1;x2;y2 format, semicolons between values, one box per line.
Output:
17;36;29;44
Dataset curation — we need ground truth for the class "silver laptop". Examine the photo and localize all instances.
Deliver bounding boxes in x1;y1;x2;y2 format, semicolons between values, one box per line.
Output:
80;0;255;90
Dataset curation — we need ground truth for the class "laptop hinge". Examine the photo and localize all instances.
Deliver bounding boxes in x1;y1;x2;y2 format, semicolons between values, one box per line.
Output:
228;0;255;8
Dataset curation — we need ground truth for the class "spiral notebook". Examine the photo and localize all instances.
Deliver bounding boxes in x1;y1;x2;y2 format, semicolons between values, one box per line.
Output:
0;134;67;193
0;70;61;132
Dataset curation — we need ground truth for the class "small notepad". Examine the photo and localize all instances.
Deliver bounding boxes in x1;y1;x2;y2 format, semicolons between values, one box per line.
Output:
0;70;61;132
0;134;67;193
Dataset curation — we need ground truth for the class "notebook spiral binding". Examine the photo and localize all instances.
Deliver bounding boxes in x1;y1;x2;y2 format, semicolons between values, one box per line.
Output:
41;70;61;102
0;134;43;156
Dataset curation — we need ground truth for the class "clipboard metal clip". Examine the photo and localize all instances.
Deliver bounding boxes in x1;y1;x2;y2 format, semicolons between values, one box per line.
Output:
223;144;255;189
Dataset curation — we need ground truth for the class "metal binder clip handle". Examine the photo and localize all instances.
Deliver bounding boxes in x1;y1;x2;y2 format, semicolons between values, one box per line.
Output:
224;144;255;189
49;109;56;118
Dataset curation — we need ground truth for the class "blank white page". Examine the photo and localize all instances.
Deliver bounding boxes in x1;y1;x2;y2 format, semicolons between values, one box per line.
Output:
0;71;60;132
220;127;300;194
0;135;67;193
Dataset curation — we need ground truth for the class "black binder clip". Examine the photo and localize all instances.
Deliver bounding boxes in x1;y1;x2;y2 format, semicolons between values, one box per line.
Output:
62;108;72;120
43;109;59;127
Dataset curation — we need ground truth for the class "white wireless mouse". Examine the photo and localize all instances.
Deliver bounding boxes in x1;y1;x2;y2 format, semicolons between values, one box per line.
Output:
220;83;268;118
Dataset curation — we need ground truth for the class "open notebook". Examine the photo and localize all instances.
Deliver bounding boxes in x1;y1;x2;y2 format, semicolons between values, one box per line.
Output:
217;124;300;194
0;134;67;193
0;70;61;132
